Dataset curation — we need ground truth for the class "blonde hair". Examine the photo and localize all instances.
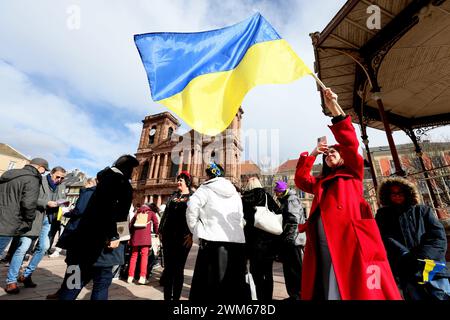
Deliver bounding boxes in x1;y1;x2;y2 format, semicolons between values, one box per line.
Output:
84;178;97;188
246;176;263;191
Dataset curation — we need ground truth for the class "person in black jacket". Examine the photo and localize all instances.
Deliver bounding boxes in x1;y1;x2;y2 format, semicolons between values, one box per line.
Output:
45;177;97;299
241;176;281;301
58;155;139;300
376;177;450;300
0;158;49;294
159;171;193;300
274;180;306;300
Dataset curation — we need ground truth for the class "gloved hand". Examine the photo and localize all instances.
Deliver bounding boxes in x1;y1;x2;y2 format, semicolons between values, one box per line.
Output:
387;238;421;277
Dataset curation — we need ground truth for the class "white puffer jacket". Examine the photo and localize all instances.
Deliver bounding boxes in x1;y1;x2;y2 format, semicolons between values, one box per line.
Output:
186;177;245;243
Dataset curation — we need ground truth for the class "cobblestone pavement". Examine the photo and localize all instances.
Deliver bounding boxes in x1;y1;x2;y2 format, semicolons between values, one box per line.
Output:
0;244;289;300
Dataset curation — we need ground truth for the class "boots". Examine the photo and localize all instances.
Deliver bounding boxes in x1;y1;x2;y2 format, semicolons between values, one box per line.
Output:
18;275;37;288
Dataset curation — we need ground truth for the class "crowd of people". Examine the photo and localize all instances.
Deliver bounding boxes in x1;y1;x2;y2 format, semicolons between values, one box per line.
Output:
0;88;449;301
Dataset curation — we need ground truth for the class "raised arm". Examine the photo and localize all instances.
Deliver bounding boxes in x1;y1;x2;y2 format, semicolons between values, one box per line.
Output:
294;152;318;195
323;88;363;180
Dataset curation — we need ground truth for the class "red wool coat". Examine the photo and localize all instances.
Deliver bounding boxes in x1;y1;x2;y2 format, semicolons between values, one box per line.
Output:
295;116;401;300
129;210;159;247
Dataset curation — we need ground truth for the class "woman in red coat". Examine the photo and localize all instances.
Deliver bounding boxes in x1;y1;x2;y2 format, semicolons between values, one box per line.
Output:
127;204;159;285
294;88;401;300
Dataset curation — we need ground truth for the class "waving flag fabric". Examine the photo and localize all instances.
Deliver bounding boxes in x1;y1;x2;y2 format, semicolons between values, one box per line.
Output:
418;259;447;284
134;13;312;136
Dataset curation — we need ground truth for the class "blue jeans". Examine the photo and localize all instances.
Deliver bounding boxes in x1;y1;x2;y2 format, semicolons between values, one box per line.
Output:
0;236;12;256
6;217;50;284
58;265;113;300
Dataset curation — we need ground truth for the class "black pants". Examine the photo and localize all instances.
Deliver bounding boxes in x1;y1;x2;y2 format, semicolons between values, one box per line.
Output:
249;256;274;301
162;241;191;300
189;240;247;302
280;245;303;300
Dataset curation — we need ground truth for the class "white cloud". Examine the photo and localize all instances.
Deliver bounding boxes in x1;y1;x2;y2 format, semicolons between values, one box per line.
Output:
0;60;140;175
0;0;447;174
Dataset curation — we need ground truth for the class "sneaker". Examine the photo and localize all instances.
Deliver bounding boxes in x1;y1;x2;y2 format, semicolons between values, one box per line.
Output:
49;251;60;258
18;275;37;288
127;276;134;284
4;283;20;294
138;276;149;285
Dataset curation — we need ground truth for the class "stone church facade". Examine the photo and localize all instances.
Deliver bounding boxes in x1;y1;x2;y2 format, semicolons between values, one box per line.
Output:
131;110;243;207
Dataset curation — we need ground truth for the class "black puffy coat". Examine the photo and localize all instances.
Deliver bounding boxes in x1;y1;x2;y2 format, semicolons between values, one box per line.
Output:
0;165;41;236
241;188;281;259
376;204;448;279
66;167;133;267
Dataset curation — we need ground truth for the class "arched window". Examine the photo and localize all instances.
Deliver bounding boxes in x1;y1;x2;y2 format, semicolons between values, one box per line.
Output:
149;126;157;145
140;161;149;180
167;127;174;139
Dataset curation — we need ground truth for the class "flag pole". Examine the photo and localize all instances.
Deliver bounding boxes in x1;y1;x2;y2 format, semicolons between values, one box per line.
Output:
311;73;345;116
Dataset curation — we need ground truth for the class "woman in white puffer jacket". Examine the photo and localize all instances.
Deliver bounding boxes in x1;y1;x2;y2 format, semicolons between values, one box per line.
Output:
186;162;247;302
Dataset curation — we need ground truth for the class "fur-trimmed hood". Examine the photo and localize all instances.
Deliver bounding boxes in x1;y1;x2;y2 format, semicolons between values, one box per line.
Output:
378;177;420;207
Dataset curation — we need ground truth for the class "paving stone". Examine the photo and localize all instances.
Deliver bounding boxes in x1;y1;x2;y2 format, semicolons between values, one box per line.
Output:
0;244;289;300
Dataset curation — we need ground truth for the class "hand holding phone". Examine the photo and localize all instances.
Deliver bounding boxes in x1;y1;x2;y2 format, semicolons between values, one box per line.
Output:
317;136;327;145
312;136;328;156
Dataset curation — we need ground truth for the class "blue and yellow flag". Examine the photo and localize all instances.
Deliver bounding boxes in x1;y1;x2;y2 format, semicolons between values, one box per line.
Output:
418;259;446;284
134;13;312;136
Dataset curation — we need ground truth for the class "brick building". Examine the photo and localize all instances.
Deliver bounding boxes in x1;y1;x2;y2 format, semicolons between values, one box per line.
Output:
131;110;243;207
365;141;450;212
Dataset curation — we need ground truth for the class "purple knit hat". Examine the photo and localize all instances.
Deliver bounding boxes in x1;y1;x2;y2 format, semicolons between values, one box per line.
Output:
274;181;288;193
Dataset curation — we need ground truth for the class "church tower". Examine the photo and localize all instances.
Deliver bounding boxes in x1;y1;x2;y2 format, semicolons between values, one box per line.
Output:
132;109;243;207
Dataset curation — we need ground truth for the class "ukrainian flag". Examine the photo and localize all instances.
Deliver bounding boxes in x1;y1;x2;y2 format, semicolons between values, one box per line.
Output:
134;13;312;136
418;259;447;284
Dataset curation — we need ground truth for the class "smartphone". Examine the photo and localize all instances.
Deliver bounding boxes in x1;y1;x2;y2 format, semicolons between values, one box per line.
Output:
317;136;327;144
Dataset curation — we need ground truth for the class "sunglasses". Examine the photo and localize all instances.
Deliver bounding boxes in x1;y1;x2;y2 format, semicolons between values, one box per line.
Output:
54;176;65;180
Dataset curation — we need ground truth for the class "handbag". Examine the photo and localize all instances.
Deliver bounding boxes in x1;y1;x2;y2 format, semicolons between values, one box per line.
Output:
254;194;283;235
133;212;149;228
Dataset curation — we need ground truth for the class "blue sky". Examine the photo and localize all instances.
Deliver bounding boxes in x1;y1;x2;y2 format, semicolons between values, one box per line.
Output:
1;0;448;177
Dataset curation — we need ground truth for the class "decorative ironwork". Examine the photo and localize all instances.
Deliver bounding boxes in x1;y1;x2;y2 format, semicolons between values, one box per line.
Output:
408;126;440;143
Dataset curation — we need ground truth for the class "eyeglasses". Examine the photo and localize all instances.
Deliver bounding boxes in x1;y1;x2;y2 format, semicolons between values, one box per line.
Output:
55;176;65;180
